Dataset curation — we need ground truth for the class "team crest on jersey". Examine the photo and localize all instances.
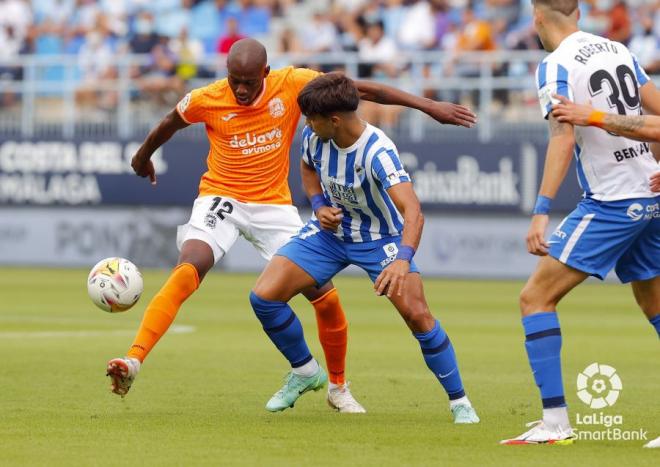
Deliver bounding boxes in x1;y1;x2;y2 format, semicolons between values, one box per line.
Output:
178;93;192;114
329;180;358;205
269;97;285;118
204;213;217;229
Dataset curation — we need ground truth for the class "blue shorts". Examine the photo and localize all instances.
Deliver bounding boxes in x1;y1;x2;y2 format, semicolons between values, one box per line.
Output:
549;197;659;283
276;221;420;286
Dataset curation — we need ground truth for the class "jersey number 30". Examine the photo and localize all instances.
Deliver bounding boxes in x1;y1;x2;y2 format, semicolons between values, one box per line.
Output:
589;64;641;116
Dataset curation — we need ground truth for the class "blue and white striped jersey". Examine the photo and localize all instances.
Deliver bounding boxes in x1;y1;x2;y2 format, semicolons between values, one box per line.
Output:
301;123;411;243
535;31;657;201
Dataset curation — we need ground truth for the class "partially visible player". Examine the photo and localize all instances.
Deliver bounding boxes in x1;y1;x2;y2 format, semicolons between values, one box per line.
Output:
248;73;480;423
501;0;659;445
106;38;478;414
550;95;660;450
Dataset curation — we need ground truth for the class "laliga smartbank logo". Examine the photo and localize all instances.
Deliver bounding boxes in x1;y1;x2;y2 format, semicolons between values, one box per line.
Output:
576;362;622;409
574;363;648;442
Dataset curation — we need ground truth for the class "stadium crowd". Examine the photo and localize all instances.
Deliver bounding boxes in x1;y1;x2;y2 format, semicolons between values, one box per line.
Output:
0;0;659;114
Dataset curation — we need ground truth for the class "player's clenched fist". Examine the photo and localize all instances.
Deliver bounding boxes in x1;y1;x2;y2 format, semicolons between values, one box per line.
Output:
131;154;157;185
374;259;410;298
526;215;550;256
316;206;343;231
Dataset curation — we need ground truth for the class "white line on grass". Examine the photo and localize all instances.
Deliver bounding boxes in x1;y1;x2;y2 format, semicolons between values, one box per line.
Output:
0;325;196;339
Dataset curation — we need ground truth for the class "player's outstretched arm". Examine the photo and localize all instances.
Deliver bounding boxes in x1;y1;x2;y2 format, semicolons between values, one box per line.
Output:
527;114;575;256
374;182;423;298
353;80;477;128
300;159;343;231
131;109;189;185
552;94;660;143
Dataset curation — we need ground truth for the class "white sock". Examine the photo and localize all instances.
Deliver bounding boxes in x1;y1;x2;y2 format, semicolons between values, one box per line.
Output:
328;382;344;391
449;396;471;409
291;358;319;377
543;407;570;429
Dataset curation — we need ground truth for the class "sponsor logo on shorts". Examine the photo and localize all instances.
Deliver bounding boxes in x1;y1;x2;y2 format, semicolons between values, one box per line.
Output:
627;202;659;221
204;213;217;229
380;242;398;267
552;229;567;239
626;203;644;221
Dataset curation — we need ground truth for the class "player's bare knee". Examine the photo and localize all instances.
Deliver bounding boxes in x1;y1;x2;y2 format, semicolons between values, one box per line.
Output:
402;302;434;333
519;285;556;316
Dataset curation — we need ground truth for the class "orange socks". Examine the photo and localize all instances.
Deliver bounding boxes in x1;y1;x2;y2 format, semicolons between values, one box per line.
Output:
127;263;200;362
311;288;348;385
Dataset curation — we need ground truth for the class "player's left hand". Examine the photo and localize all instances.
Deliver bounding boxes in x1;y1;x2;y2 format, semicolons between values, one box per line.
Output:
551;94;593;127
374;259;410;298
424;101;477;128
526;214;550;256
651;172;660;192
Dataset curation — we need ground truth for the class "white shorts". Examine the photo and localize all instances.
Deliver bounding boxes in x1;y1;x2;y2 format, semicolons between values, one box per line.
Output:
176;196;304;263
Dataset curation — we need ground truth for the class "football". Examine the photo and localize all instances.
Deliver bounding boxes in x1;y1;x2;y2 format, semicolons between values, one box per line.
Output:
87;257;143;313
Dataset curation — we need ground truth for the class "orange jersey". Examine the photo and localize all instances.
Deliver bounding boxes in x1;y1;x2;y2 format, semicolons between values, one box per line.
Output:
176;66;321;205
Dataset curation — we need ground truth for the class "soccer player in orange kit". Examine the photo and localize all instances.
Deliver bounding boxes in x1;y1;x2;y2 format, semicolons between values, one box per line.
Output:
106;39;477;412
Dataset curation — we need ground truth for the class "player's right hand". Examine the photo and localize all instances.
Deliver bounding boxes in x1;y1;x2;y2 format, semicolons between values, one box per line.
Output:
316;206;343;231
526;215;550;256
131;154;157;185
551;94;592;127
651;172;660;192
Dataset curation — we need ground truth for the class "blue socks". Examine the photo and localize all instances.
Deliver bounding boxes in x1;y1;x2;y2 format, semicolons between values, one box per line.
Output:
650;315;660;338
522;312;566;408
249;291;312;368
414;320;465;400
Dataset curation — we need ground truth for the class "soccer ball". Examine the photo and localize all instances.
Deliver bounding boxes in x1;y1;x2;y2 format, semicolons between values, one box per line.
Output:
87;257;143;313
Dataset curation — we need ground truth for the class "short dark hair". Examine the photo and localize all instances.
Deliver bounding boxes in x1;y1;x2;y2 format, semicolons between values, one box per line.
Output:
532;0;578;16
297;72;360;117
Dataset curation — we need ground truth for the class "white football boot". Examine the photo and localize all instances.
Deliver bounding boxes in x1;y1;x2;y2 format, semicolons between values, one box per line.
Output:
644;436;660;448
500;420;576;445
106;357;141;397
327;382;366;413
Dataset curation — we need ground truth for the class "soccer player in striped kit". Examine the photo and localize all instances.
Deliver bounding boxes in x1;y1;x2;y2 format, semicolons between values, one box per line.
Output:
501;0;659;445
248;73;480;424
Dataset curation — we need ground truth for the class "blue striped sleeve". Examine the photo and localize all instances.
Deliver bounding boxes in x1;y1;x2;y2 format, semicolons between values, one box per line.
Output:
536;60;573;120
631;54;649;86
371;147;410;189
301;126;313;166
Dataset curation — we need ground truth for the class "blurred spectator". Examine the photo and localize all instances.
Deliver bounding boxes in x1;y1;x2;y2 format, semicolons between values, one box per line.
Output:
217;17;244;54
398;0;436;50
76;30;117;109
171;27;204;81
129;11;160;54
278;26;302;53
137;42;184;105
299;12;339;53
629;14;660;75
358;21;399;79
155;0;193;38
235;0;270;37
606;1;631;44
0;0;32;40
357;20;402;130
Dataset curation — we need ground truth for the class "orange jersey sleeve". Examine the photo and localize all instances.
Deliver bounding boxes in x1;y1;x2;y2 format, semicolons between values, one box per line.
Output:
289;68;323;95
176;85;214;124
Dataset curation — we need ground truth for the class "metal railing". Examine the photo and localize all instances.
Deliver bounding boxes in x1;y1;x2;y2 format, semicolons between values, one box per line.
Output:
1;50;658;142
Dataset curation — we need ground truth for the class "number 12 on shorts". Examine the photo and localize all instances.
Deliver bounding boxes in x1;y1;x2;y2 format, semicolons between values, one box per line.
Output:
208;197;234;220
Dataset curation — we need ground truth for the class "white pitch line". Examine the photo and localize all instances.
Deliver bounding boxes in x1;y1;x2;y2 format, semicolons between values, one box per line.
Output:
0;325;196;339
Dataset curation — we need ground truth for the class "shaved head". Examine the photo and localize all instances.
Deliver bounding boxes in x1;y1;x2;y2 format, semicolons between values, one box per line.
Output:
227;38;268;73
225;38;270;106
532;0;578;16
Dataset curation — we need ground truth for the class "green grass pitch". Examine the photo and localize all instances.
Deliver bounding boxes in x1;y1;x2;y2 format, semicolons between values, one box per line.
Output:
0;268;657;466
